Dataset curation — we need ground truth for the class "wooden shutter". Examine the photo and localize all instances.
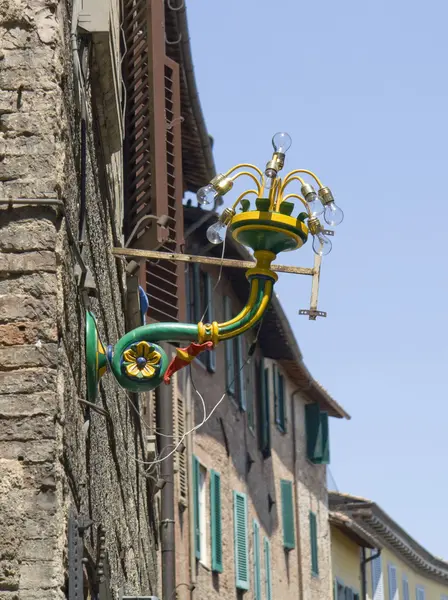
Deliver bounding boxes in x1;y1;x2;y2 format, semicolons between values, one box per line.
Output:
309;511;319;576
402;576;409;600
306;404;330;465
388;564;398;600
236;335;246;410
344;589;354;600
321;411;330;464
264;537;272;600
272;363;278;423
204;273;216;373
246;358;255;431
253;520;261;600
257;358;271;458
371;551;384;600
192;455;200;559
233;491;249;590
192;264;201;323
223;296;235;396
210;470;223;573
280;480;295;550
123;0;185;323
277;371;286;432
172;372;187;506
416;587;425;600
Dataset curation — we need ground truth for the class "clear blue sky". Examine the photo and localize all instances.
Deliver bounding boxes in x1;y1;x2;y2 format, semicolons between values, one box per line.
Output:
187;0;448;557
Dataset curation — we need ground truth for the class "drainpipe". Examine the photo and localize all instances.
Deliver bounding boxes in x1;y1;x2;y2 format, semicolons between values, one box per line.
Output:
158;343;176;600
184;368;196;598
291;388;306;600
361;548;381;600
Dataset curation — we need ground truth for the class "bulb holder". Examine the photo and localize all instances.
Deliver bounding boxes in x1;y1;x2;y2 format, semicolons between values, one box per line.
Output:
211;174;233;196
301;183;317;201
318;186;334;206
265;152;285;175
219;207;235;225
307;216;323;236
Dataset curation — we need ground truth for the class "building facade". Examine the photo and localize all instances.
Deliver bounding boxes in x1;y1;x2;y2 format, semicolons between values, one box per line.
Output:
166;205;350;600
330;492;448;600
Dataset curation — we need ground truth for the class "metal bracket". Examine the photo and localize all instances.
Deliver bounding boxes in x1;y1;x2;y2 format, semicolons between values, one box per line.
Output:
96;525;113;600
68;508;93;600
299;309;327;320
322;229;334;236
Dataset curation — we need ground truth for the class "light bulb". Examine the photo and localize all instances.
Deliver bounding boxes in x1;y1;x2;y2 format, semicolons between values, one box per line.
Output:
197;184;217;206
206;221;227;245
262;173;274;190
323;202;344;226
272;132;292;154
312;232;332;256
306;192;324;217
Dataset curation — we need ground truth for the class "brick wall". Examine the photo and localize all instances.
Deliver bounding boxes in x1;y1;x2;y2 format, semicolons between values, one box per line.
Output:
0;0;157;597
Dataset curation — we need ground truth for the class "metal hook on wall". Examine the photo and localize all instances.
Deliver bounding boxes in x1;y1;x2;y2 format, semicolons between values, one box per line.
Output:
166;116;184;130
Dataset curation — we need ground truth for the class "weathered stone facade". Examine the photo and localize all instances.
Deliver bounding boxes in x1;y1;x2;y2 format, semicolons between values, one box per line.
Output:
0;0;157;597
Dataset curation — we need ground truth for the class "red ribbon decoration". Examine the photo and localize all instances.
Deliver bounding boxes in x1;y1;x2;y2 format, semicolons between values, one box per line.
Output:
163;341;214;384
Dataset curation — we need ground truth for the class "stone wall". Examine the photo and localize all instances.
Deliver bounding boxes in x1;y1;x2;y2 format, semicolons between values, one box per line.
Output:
0;0;157;598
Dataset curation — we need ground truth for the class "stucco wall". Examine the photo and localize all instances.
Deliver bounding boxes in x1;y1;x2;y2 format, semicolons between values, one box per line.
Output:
0;0;157;596
175;259;333;600
330;526;362;593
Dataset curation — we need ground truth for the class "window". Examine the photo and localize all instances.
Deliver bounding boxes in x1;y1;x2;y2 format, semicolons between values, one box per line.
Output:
253;521;261;600
257;357;271;458
234;491;249;590
335;579;345;600
236;335;246;410
223;295;247;409
371;551;384;600
210;470;223;573
192;456;208;565
416;586;425;600
402;575;409;600
305;403;330;464
388;563;398;600
264;537;272;600
223;296;235;395
273;363;286;432
245;344;255;431
280;480;295;550
187;265;215;372
309;511;319;576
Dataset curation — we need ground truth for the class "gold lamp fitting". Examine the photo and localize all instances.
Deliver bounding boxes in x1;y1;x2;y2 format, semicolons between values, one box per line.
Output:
265;152;285;176
318;186;334;206
307;216;323;236
219;207;235;225
211;174;234;196
300;182;317;201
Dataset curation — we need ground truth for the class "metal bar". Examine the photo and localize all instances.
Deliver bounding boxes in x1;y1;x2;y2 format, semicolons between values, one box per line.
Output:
112;248;314;276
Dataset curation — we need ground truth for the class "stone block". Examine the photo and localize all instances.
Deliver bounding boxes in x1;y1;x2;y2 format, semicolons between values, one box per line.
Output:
0;321;57;346
0;414;56;441
0;393;57;417
0;272;57;297
19;562;61;590
0;369;56;394
0;295;56;323
0;343;57;369
0;217;56;252
0;440;55;463
0;252;56;273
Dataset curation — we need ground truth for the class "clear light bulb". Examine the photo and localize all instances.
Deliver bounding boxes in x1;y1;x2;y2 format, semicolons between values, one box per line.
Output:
272;132;292;154
206;221;227;244
197;184;216;206
306;191;324;217
324;202;344;226
312;232;332;256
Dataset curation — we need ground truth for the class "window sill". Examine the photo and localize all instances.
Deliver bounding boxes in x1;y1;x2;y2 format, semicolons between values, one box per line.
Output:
276;423;287;435
198;560;211;572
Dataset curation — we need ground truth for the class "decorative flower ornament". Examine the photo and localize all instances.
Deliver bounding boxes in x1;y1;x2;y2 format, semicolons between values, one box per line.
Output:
122;341;161;379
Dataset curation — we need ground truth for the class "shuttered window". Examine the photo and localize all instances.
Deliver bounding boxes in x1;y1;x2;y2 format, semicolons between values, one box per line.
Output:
305;403;330;464
273;364;286;432
233;491;249;590
280;480;295;550
236;335;246;410
335;579;345;600
344;589;354;600
371;551;384;600
257;358;271;458
416;586;425;600
253;520;261;600
188;266;215;372
210;470;222;573
171;372;187;506
388;564;398;600
309;511;319;576
402;575;409;600
204;272;216;373
192;455;200;559
246;356;255;432
123;0;185;322
264;537;272;600
223;296;235;395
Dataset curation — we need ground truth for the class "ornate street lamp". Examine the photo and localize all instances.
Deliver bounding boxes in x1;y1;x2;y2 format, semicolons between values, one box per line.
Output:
85;133;343;401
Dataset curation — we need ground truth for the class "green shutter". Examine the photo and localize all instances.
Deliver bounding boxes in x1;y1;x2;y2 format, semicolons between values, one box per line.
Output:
253;520;261;600
223;296;235;396
258;358;271;457
233;491;249;590
193;456;200;559
272;363;278;423
236;335;246;410
309;511;319;576
204;273;216;373
247;361;255;431
264;537;272;600
277;371;286;432
280;480;295;549
306;403;330;464
210;470;223;572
